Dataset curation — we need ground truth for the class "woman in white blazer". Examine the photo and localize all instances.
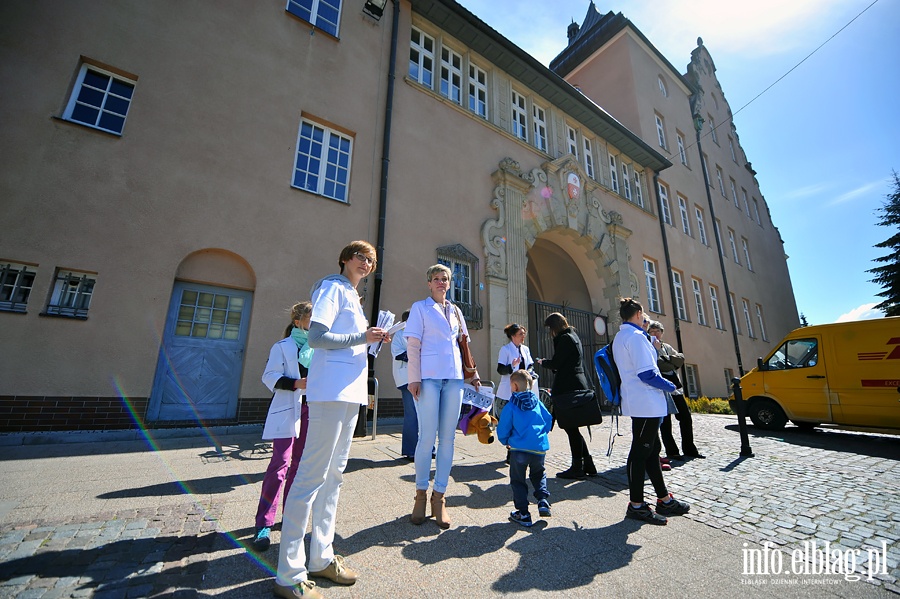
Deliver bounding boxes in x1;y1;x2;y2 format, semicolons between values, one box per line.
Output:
495;322;535;415
275;241;389;598
405;263;479;529
253;301;313;552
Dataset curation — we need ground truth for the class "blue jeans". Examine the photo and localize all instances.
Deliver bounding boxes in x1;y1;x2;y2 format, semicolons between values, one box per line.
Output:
509;450;549;514
399;384;419;457
414;378;463;494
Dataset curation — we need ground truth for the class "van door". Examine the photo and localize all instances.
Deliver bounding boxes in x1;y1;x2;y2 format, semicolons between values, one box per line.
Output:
833;334;900;428
762;336;830;423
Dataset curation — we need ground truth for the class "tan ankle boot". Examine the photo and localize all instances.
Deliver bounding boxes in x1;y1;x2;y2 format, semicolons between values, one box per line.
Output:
431;491;450;529
410;489;427;525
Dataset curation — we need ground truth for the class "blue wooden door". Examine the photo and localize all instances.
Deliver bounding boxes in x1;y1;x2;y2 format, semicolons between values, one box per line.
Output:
148;282;252;421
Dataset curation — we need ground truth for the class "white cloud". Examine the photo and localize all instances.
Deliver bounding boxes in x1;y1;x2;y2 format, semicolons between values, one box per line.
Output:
827;180;887;207
836;303;883;322
782;182;831;200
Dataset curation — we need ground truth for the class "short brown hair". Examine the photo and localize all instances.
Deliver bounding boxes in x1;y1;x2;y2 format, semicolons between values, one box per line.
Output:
503;322;525;339
339;240;376;274
510;369;532;390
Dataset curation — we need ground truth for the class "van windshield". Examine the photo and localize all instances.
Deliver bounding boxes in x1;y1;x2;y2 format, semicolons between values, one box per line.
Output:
766;338;818;370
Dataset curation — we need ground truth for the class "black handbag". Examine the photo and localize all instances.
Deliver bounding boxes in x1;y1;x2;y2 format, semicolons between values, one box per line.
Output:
552;389;603;429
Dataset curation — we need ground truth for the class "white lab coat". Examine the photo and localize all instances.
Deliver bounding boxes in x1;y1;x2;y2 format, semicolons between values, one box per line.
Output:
613;322;667;418
404;297;466;381
496;341;534;400
261;337;305;440
306;275;370;405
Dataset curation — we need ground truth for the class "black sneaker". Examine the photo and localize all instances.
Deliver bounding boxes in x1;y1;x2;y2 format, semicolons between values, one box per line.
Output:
625;503;667;525
656;494;690;516
252;526;271;551
509;510;534;527
537;500;552;517
557;468;586;480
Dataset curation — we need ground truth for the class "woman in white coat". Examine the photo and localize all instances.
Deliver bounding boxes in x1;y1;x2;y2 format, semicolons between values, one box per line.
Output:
253;301;313;552
274;241;389;599
406;263;479;529
495;322;535;417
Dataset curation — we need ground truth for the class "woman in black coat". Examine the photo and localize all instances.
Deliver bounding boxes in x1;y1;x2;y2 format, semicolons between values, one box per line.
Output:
536;312;597;479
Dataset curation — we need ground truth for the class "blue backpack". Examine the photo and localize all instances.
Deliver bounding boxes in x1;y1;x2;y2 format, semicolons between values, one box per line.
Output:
593;344;622;406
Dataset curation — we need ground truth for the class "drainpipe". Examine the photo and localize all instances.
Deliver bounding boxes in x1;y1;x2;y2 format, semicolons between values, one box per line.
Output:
368;0;400;336
694;114;745;376
652;171;684;354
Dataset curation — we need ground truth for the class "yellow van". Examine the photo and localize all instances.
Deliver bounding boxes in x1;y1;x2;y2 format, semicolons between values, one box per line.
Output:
733;317;900;431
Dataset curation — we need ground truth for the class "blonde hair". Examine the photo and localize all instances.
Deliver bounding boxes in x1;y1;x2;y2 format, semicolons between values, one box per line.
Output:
283;301;313;338
510;369;532;390
426;263;452;281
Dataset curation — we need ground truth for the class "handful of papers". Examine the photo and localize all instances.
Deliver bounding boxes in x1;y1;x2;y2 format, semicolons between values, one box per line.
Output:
368;310;405;357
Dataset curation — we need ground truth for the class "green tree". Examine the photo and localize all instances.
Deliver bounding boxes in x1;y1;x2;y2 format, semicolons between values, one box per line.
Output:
799;313;809;327
868;171;900;316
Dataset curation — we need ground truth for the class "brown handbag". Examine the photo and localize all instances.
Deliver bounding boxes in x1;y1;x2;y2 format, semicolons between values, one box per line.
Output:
454;306;480;386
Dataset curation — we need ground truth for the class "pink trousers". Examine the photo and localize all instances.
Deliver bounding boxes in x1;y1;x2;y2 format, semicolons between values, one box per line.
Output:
255;403;310;529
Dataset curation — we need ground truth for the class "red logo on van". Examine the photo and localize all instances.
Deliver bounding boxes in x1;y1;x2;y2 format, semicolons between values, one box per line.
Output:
857;337;900;361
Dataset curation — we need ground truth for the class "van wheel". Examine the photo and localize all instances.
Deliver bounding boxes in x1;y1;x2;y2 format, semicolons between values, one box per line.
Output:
793;421;819;430
748;399;787;430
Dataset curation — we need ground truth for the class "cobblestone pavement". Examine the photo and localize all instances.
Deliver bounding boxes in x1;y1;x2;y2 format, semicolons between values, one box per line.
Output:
545;414;900;591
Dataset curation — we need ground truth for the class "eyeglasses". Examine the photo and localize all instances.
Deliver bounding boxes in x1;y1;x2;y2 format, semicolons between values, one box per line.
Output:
353;252;374;265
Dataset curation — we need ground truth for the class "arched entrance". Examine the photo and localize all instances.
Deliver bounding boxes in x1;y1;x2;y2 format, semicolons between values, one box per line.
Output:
481;156;640;388
148;249;256;422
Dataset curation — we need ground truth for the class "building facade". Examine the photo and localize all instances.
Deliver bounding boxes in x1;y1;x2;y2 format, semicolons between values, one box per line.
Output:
0;0;797;432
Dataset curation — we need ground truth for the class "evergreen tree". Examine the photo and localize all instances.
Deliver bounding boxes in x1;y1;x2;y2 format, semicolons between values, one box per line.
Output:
799;313;809;327
868;171;900;317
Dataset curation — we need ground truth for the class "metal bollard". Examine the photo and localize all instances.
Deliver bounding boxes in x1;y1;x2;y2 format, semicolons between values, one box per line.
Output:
370;377;379;440
731;377;755;457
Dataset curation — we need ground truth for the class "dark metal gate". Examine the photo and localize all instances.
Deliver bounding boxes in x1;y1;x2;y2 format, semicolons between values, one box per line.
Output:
527;300;608;393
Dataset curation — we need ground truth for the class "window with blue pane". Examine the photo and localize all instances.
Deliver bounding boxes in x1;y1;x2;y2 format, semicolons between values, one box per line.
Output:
286;0;342;37
293;118;353;202
64;64;135;135
437;244;482;329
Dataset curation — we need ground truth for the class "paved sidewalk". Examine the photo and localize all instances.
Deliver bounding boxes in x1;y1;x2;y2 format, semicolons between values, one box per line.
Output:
0;414;897;598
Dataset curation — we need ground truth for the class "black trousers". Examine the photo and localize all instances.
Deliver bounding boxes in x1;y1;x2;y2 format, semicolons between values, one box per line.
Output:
627;417;668;504
562;427;595;472
660;393;698;456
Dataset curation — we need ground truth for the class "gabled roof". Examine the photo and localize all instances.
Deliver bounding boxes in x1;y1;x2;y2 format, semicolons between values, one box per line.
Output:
408;0;671;172
549;3;697;96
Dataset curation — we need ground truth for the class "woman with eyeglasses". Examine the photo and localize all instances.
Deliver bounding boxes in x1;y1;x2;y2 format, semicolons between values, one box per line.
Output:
405;263;479;529
536;312;598;479
275;240;389;599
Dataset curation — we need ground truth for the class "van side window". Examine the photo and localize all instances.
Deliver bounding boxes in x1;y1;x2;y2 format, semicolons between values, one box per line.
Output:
766;338;818;370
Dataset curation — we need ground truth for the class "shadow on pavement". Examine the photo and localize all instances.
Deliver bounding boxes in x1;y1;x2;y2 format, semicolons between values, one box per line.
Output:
97;472;264;499
725;424;900;461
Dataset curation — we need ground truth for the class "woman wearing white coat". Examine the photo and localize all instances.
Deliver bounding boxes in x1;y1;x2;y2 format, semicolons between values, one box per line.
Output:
495;322;535;417
253;301;313;552
274;241;389;599
406;263;479;529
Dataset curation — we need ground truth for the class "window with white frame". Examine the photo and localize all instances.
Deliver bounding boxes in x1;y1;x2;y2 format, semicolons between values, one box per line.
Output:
737;186;745;210
729;293;740;334
714;220;724;258
756;304;768;341
633;170;644;207
583;137;595;179
742;189;752;218
692;278;707;325
566;125;578;158
729;136;737;162
741;237;753;271
672;270;687;320
728;229;739;264
701;153;709;186
511;90;528;142
287;0;342;37
658;182;672;225
684;364;700;398
730;179;738;207
708;114;718;144
695;206;708;245
658;76;668;97
608;154;619;193
709;285;723;329
678;195;691;236
409;27;434;87
45;269;95;318
63;63;136;136
175;289;245;340
677;132;687;166
437;244;482;328
752;198;762;226
293;118;353;202
655;114;667;149
621;163;632;201
716;166;725;197
533;103;547;152
467;63;487;118
0;262;37;313
742;299;755;338
644;258;661;313
440;46;462;104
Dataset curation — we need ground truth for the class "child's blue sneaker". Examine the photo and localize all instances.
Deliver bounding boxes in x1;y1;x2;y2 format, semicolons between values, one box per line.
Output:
537;499;552;517
509;510;533;527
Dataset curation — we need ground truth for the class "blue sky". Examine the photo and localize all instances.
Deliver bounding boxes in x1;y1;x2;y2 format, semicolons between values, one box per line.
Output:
456;0;898;325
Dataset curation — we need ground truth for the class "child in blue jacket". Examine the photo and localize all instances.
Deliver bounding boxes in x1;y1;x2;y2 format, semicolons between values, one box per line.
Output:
497;370;553;527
